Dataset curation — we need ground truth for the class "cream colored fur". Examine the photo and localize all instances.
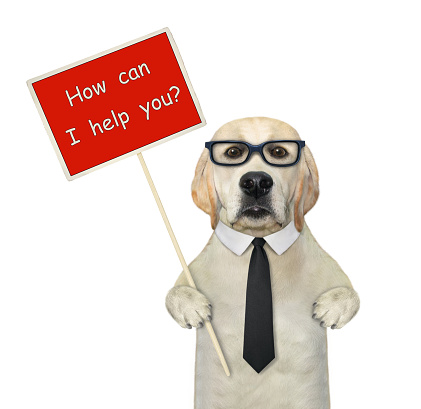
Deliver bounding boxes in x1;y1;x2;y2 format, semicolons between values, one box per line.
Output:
166;117;359;409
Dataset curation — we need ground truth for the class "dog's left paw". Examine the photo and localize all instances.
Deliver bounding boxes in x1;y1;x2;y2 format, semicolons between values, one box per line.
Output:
312;287;360;329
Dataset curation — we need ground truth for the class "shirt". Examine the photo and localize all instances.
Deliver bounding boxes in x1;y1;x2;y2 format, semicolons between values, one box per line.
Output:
214;220;300;256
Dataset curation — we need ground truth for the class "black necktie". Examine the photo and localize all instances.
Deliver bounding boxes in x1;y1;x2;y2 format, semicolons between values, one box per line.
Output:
243;238;275;373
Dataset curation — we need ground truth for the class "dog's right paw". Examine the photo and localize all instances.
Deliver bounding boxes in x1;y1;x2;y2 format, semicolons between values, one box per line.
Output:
165;286;212;329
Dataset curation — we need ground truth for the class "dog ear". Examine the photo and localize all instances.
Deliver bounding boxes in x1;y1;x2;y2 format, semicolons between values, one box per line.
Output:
191;149;219;229
294;146;319;232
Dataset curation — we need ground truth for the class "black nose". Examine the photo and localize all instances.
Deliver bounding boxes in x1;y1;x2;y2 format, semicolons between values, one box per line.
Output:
239;172;273;198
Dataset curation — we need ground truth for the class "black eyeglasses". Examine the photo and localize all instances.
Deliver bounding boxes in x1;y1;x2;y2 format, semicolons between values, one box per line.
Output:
205;140;305;167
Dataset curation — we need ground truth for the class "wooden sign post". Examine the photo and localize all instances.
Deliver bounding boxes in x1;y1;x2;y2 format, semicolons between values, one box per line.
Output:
27;27;230;376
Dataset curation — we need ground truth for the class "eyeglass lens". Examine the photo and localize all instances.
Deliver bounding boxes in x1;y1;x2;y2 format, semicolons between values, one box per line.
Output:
211;142;299;165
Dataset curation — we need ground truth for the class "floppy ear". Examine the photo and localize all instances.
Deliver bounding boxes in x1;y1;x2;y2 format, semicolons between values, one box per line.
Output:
191;149;219;229
294;146;320;232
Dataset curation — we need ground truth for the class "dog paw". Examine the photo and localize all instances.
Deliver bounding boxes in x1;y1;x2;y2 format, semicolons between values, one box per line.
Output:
312;287;360;329
165;285;212;329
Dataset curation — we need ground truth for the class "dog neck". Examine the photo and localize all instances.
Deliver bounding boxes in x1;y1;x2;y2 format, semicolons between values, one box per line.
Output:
218;209;291;237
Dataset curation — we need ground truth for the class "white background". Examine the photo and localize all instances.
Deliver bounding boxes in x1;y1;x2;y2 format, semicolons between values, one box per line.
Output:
1;1;420;408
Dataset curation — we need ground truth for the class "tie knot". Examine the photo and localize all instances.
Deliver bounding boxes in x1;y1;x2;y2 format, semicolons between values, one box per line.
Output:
252;238;266;248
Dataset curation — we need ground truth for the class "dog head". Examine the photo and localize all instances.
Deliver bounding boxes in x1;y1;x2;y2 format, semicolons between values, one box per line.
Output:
192;117;319;236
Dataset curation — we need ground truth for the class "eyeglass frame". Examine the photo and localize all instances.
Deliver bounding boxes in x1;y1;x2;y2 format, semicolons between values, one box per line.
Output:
205;140;306;167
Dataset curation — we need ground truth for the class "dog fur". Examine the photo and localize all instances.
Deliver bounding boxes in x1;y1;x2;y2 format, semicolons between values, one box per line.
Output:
165;117;359;409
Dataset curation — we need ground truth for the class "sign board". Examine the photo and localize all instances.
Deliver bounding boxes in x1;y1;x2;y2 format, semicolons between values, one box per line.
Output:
27;28;205;180
26;28;229;375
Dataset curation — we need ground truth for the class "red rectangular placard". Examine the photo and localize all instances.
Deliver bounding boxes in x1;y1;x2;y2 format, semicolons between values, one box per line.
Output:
27;28;205;180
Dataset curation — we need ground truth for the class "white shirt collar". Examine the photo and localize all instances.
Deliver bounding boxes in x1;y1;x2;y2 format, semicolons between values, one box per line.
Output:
214;220;300;256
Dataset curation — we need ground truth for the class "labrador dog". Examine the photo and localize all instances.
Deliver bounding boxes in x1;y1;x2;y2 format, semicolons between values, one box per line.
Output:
165;117;359;409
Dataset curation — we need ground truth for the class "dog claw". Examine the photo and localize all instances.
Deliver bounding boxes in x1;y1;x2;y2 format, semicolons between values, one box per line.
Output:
186;323;192;329
313;302;317;306
331;324;337;329
320;321;325;327
312;313;317;319
197;322;203;328
207;315;212;321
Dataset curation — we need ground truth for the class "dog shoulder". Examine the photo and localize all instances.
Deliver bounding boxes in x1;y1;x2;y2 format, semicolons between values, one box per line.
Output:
174;233;221;287
301;223;353;289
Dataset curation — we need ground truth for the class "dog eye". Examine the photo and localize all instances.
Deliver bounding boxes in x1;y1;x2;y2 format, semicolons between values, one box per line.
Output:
270;147;287;157
226;147;243;158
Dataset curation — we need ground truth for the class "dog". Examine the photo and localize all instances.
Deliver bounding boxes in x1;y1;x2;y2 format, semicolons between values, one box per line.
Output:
165;117;360;409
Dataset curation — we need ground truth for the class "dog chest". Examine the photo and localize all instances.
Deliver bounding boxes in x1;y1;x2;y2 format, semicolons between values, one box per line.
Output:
190;235;329;409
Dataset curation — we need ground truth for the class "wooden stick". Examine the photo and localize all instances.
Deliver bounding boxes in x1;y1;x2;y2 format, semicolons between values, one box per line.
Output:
137;152;230;377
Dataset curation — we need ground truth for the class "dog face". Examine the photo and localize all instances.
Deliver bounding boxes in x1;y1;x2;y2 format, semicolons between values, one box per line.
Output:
192;117;319;236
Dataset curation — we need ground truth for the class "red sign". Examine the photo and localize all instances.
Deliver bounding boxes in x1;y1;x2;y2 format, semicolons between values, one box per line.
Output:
27;28;205;180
